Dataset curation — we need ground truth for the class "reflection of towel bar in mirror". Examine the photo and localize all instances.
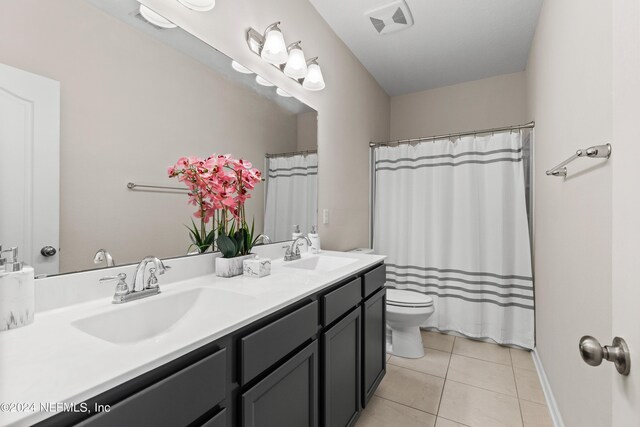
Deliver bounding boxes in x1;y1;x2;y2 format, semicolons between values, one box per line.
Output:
546;143;611;177
127;182;190;192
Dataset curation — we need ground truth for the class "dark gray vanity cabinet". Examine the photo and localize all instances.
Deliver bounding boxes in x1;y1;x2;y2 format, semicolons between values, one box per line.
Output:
242;341;319;427
38;262;387;427
322;308;361;427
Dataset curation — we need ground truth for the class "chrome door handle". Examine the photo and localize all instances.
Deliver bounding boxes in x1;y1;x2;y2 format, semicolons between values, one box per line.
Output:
40;246;57;257
579;336;630;376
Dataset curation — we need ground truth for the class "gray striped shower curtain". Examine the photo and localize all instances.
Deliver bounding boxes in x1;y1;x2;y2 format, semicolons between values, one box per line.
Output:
373;131;534;348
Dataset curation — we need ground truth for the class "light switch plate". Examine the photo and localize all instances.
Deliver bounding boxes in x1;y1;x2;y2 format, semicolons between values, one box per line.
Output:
322;209;329;224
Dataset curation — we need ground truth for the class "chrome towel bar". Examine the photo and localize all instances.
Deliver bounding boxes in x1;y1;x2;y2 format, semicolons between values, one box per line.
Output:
546;143;611;177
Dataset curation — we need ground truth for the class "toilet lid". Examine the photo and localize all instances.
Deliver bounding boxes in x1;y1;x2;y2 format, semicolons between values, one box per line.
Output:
386;289;433;308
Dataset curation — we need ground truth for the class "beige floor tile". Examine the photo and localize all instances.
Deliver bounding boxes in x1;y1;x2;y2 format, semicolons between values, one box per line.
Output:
515;368;546;404
452;337;512;366
447;354;517;396
374;364;445;414
386;354;391;362
421;330;455;352
511;348;537;372
356;396;436;427
388;348;451;378
435;417;468;427
520;399;553;427
438;380;523;427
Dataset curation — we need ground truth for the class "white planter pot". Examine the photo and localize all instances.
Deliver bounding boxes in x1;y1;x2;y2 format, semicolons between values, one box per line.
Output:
215;254;254;278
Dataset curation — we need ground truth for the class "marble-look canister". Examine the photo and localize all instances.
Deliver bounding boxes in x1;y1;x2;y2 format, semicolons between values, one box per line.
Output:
0;266;35;331
243;257;271;278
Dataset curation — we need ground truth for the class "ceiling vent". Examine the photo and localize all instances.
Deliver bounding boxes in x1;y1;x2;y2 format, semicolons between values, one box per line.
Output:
365;0;414;35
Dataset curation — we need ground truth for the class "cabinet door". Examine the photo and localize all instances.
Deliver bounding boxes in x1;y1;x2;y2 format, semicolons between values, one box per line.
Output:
242;341;318;427
322;308;361;427
362;288;386;407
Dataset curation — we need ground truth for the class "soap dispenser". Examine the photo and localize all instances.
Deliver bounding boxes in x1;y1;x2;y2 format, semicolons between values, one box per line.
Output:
0;246;35;331
308;225;321;254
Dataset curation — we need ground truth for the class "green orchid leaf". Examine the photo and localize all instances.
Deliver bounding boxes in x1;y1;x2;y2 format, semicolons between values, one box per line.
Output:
216;234;237;258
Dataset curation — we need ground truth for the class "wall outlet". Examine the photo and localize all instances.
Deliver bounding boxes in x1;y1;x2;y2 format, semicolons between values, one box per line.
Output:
322;209;329;224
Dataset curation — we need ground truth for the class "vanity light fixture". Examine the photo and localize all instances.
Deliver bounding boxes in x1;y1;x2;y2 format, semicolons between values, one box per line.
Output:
176;0;215;12
231;60;253;74
256;75;275;87
139;4;177;29
276;88;292;98
302;58;326;91
283;42;308;79
246;24;325;91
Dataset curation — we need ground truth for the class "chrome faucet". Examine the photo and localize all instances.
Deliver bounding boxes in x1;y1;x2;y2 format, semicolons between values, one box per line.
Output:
131;256;169;292
283;236;312;261
93;249;115;267
99;256;170;304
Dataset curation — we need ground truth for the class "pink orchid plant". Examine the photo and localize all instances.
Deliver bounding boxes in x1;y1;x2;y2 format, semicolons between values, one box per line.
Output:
168;154;263;257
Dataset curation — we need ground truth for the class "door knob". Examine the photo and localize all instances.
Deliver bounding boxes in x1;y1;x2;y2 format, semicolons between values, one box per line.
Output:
579;336;630;376
40;246;57;257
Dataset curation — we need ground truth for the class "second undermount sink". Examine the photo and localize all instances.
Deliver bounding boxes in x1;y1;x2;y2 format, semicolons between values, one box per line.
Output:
283;254;359;273
72;288;254;344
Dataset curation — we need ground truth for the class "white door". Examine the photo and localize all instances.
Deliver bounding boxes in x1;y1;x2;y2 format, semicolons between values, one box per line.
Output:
611;1;640;425
0;63;60;276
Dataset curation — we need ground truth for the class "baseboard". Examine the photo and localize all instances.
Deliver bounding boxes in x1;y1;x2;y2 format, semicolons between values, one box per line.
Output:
532;348;565;427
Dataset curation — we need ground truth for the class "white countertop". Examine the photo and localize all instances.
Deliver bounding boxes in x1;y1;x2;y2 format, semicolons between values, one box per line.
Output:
0;251;385;427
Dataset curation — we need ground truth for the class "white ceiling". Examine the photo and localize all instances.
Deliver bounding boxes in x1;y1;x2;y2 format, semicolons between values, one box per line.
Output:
309;0;543;96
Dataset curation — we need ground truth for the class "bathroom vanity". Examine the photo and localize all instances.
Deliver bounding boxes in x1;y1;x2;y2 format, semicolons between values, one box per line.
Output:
0;251;386;427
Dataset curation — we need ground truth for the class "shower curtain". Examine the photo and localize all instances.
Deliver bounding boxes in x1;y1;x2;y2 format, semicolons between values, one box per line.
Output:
264;153;318;242
373;131;534;349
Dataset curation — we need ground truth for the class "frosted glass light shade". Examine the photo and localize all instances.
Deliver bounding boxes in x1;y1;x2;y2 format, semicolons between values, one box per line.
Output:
261;27;288;65
276;88;292;97
303;63;325;91
231;61;253;74
176;0;215;12
284;44;308;79
139;5;177;29
256;75;274;87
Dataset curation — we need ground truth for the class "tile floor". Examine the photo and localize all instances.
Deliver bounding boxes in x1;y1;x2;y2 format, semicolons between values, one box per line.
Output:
356;331;553;427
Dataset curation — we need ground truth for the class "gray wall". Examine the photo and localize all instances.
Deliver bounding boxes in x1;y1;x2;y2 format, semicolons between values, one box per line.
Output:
390;72;527;139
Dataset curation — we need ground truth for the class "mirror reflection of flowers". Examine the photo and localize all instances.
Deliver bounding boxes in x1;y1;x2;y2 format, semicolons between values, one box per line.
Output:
168;154;263;257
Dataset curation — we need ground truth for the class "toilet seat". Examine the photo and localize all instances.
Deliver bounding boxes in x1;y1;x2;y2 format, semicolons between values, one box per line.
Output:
386;289;433;308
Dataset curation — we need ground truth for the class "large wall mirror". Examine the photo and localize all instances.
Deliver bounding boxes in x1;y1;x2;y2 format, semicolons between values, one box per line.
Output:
0;0;318;276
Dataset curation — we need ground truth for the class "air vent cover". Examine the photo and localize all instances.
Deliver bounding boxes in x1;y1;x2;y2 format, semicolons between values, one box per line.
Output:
365;0;414;35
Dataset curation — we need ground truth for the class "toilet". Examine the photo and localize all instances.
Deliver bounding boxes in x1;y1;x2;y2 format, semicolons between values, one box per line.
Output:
386;289;435;359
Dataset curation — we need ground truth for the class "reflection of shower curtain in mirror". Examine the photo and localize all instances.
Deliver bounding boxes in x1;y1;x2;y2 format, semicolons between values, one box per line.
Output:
373;131;534;349
264;154;318;242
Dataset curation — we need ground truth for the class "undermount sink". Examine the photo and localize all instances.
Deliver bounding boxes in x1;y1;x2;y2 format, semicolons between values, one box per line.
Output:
72;288;254;344
283;254;359;273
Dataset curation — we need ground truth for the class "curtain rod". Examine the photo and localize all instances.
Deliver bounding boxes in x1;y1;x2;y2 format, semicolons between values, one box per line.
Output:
369;121;535;148
265;149;317;159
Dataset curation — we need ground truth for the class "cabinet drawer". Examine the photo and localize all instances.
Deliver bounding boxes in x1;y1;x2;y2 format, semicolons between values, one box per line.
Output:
77;348;227;427
363;264;386;298
322;277;362;326
241;301;318;385
202;408;227;427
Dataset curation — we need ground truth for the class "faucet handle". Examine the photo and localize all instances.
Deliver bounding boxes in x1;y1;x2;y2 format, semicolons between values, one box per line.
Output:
99;273;126;283
99;273;130;298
